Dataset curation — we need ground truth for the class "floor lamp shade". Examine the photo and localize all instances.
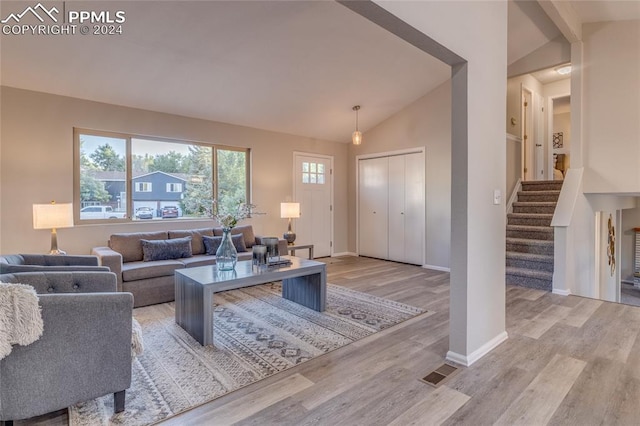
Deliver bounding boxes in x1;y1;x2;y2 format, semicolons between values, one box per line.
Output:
33;202;73;255
280;203;300;245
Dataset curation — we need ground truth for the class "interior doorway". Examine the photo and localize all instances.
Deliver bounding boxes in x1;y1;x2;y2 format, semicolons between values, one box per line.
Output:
549;95;571;180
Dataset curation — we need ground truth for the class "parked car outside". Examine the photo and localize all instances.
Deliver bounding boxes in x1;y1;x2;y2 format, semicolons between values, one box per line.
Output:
80;206;126;220
161;206;179;219
135;207;154;220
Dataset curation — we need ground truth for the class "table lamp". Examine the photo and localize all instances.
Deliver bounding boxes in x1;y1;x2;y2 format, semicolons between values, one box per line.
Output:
280;202;300;245
33;201;74;255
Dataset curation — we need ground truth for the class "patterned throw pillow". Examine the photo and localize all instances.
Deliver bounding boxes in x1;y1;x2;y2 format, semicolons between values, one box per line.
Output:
141;237;193;262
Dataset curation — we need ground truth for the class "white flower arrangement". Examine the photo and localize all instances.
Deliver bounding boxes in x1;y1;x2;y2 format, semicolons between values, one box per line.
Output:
212;200;259;229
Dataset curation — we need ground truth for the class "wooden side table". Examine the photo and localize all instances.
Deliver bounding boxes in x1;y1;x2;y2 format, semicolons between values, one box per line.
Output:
287;244;314;260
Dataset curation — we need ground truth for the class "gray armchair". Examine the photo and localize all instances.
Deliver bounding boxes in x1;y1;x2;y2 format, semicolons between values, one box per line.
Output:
0;271;133;424
0;254;109;274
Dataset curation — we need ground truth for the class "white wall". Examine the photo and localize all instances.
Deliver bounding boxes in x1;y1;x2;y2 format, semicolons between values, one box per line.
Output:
349;81;451;270
622;201;640;283
553;112;571;147
377;0;508;363
583;20;640;193
506;135;522;198
0;87;349;255
543;78;571;100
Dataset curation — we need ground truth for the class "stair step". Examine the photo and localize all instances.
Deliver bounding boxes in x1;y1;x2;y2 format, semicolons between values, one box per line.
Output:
506;266;552;291
506;237;554;255
506;225;554;241
506;251;554;272
507;213;554;226
506;266;553;280
512;202;557;214
517;190;560;203
522;180;563;192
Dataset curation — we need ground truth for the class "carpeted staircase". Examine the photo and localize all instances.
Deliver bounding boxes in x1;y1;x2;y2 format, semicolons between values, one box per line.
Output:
506;180;563;290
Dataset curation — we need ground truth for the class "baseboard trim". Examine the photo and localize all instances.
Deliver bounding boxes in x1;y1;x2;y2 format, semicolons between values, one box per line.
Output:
332;252;358;257
446;330;508;367
552;288;571;296
422;264;451;272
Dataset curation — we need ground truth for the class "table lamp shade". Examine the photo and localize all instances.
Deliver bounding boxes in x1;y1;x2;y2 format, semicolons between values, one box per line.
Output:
33;203;73;230
280;202;300;219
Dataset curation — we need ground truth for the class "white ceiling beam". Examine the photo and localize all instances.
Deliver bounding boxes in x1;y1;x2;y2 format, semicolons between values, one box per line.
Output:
537;0;582;42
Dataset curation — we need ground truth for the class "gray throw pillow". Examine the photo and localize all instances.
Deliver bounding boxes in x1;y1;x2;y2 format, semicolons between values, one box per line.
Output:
203;234;247;254
202;235;223;255
141;236;192;262
232;234;247;252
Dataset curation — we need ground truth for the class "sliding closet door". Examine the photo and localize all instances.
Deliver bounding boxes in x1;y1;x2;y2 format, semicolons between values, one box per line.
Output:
388;155;406;262
358;157;388;259
403;152;425;265
358;151;425;265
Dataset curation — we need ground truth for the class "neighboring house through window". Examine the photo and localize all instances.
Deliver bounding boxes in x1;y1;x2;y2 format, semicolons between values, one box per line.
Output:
74;128;250;222
166;183;182;192
135;182;152;192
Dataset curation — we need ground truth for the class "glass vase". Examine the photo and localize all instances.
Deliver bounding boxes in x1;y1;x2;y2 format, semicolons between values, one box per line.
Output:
216;228;238;271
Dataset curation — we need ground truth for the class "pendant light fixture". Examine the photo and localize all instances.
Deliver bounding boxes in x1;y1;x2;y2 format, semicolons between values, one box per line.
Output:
352;105;362;145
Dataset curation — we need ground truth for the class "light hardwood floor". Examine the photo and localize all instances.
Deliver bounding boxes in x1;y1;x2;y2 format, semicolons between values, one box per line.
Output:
17;256;640;425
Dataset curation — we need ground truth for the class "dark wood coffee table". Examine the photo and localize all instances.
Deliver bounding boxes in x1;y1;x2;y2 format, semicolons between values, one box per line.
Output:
174;256;326;345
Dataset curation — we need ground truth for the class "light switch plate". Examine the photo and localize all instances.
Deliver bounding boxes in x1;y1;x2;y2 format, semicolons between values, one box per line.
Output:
493;189;502;205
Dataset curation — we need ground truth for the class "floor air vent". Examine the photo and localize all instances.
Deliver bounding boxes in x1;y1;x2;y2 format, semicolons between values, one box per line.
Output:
421;364;458;387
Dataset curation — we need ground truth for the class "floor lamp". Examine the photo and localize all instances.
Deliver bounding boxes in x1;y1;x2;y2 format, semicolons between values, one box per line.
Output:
33;202;74;255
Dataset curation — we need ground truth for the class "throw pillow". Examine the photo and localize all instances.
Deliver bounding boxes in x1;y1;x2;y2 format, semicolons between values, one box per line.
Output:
169;228;214;255
232;234;248;252
203;235;247;254
141;237;193;262
202;235;223;255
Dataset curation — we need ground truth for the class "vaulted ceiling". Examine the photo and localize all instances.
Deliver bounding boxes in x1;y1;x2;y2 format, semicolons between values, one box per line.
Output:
1;1;637;142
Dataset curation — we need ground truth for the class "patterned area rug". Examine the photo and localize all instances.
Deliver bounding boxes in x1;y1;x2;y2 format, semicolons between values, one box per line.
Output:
69;282;424;425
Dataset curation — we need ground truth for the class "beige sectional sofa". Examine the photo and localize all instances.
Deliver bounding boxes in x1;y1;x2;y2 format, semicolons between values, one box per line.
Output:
92;225;288;307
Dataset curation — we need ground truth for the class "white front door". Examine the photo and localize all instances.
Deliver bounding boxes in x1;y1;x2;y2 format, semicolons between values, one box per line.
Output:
294;153;333;258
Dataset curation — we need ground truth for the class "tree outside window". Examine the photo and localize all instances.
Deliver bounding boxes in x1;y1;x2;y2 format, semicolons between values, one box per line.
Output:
75;129;249;222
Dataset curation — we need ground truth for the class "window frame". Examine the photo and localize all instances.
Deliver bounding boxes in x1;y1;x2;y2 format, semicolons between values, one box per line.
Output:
135;182;153;192
166;182;183;193
73;128;251;224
